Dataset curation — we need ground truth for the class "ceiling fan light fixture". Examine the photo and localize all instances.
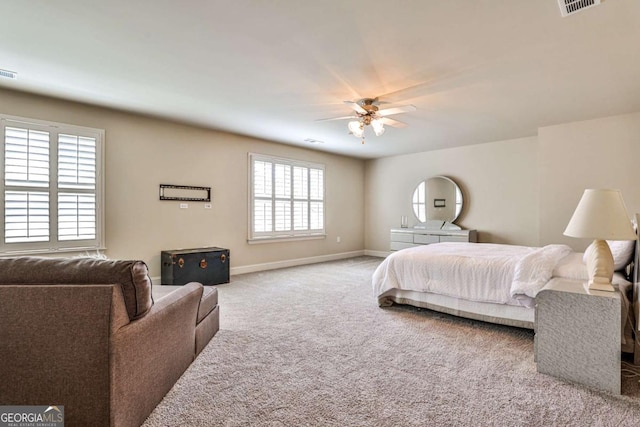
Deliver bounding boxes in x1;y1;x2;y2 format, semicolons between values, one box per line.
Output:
348;120;364;138
320;97;413;142
371;118;385;136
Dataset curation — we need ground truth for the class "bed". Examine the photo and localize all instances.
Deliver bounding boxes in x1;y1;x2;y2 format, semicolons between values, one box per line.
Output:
372;241;636;350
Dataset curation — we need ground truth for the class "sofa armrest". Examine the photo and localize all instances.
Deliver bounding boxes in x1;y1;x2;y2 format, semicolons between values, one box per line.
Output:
110;282;203;427
0;284;119;426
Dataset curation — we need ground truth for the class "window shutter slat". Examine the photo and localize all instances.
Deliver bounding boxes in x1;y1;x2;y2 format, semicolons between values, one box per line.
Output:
4;191;50;243
274;164;291;198
293;201;308;230
253;199;272;232
253;161;272;198
310;201;324;230
293;166;308;199
274;200;291;231
58;193;96;240
4;127;50;187
309;168;323;200
58;134;96;190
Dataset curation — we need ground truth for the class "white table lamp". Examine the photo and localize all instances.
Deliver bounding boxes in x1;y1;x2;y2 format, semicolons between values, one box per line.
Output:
564;189;636;292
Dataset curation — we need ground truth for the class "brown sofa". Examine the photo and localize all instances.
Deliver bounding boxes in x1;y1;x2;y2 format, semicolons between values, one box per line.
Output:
0;257;219;427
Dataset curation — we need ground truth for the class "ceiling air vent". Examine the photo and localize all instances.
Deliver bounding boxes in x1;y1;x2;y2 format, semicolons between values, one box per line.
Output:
0;69;18;80
558;0;601;17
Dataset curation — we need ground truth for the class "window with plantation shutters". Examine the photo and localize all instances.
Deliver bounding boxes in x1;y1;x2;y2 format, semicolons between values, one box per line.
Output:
58;134;97;241
0;114;104;254
249;153;325;241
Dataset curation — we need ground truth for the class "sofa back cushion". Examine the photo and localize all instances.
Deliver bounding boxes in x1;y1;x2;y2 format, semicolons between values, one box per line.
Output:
0;257;153;320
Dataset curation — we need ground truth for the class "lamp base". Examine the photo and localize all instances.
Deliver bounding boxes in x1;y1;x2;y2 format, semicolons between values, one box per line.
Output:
586;280;616;292
584;239;615;292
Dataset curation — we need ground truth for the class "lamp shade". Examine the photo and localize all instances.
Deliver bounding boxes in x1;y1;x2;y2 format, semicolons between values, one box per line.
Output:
563;189;635;240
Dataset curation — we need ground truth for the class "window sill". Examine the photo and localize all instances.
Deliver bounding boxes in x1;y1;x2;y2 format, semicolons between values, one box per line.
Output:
0;246;106;257
247;234;326;244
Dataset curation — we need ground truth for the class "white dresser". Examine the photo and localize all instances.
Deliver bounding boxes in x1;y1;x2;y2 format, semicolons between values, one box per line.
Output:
389;227;478;251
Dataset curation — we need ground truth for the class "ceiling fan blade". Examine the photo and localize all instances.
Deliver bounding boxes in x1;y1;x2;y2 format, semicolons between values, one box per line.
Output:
381;117;408;128
315;115;358;122
377;105;417;116
344;100;367;115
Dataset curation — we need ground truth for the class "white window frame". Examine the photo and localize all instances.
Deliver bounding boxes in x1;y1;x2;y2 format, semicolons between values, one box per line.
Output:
248;153;325;243
0;114;105;255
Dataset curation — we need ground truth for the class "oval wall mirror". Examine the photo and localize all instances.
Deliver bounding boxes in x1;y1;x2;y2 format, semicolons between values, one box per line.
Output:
412;176;463;223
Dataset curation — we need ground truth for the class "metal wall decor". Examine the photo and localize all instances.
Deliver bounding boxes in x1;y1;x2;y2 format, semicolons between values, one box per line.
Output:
159;184;211;202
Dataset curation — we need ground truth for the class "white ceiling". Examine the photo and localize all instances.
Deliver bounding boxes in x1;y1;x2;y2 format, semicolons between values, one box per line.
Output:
1;1;639;159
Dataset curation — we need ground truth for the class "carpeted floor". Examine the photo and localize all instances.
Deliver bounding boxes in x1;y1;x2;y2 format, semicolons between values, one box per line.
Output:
144;256;640;426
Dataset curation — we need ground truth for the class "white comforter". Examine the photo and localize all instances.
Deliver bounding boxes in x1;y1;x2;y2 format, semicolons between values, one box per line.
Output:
372;242;573;307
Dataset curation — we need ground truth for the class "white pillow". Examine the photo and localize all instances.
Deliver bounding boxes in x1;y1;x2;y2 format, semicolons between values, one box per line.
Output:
609;240;636;270
582;240;635;271
553;252;588;280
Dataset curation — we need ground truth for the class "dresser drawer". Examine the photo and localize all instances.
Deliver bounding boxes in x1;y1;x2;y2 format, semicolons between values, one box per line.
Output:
389;228;477;251
390;241;418;251
414;234;440;244
390;232;414;243
439;235;468;243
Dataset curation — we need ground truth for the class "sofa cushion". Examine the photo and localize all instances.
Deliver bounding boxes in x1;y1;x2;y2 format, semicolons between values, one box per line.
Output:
197;286;218;324
0;257;153;320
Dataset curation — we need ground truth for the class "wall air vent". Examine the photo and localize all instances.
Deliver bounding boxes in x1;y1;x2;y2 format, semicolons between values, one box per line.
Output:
0;69;18;80
558;0;601;17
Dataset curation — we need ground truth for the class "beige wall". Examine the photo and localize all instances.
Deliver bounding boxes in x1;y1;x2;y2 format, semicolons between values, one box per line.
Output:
0;88;365;276
365;111;640;254
538;112;640;251
4;87;639;270
364;136;540;252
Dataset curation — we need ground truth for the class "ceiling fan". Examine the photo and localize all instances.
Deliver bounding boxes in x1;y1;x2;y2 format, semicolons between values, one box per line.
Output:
317;97;416;143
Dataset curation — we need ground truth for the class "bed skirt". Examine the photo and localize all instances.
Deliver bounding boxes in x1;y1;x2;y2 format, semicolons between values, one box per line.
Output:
378;289;535;329
379;288;635;355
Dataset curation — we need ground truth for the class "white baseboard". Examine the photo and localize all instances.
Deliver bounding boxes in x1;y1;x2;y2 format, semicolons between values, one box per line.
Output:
364;249;390;258
150;249;382;283
230;250;366;275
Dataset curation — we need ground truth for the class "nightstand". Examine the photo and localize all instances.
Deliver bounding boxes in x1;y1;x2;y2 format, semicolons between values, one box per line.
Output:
535;278;621;394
